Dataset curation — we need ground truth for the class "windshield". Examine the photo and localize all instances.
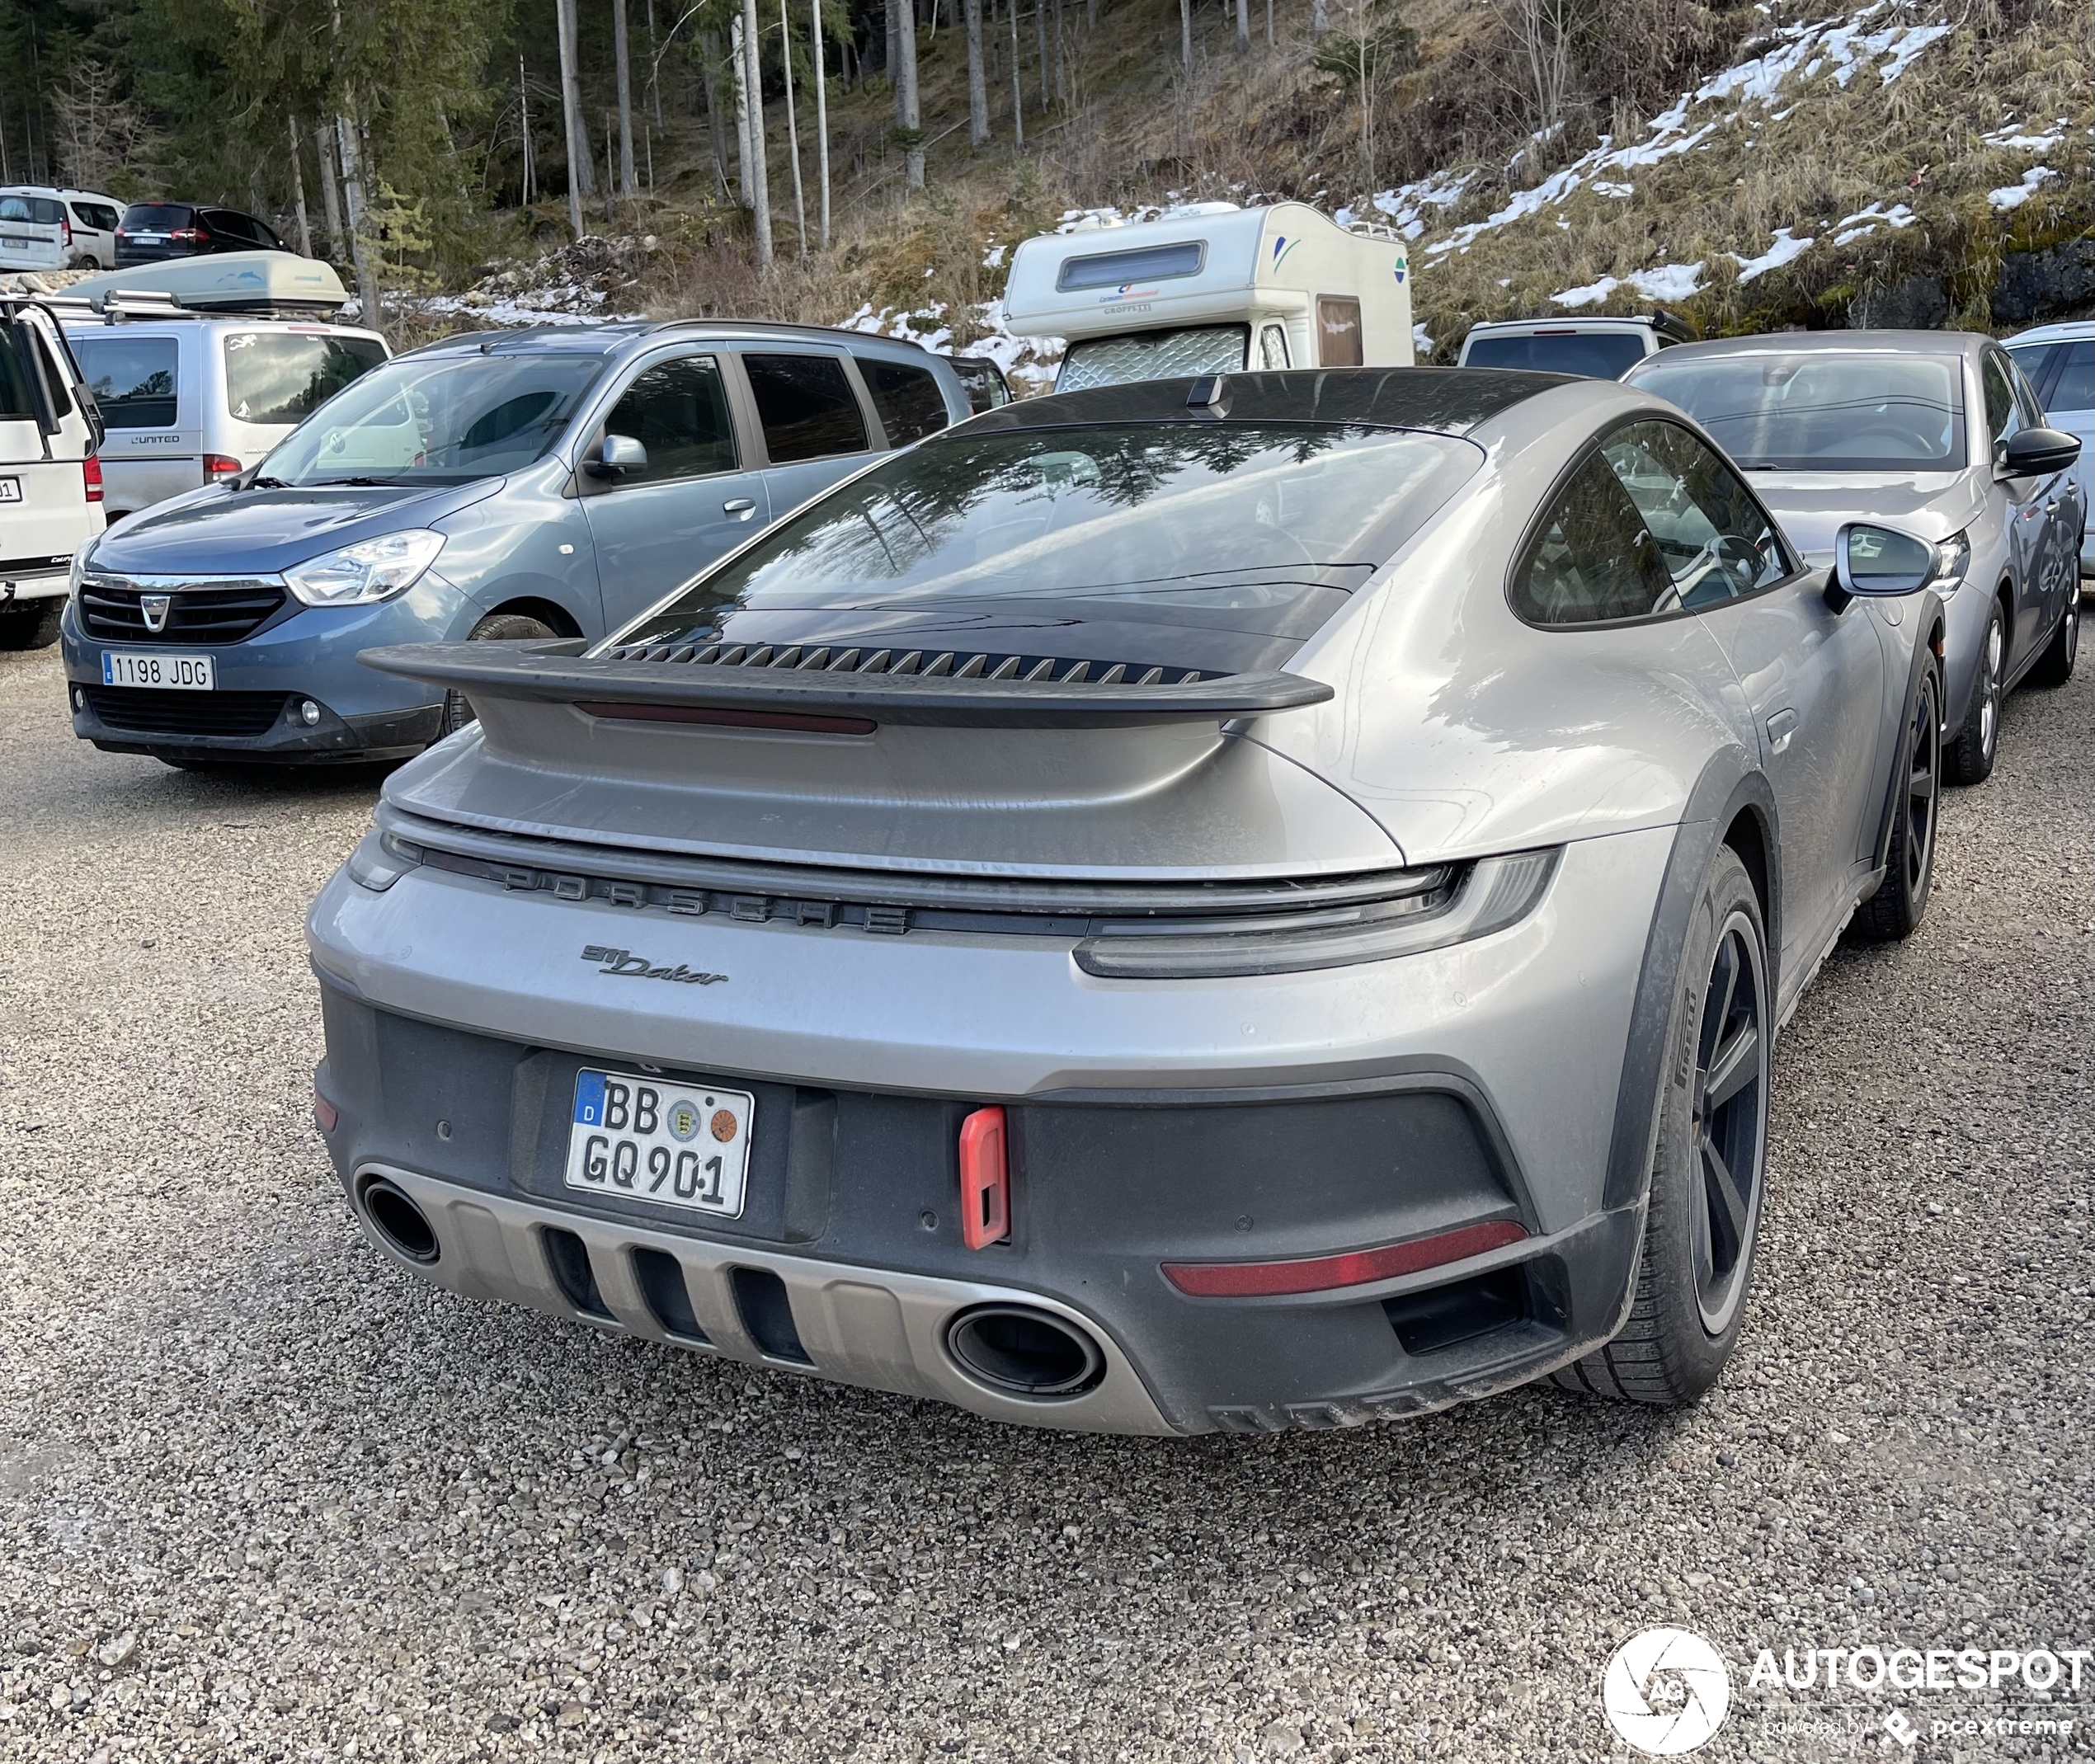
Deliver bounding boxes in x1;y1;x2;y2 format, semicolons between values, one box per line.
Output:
258;351;604;485
1057;326;1248;392
1631;351;1966;471
1463;332;1648;379
612;422;1479;672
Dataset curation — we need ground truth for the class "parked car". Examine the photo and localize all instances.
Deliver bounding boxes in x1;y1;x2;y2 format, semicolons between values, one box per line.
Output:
0;186;123;268
115;203;287;268
308;368;1950;1435
1458;313;1692;378
1628;332;2083;786
0;192;73;274
2006;320;2095;583
64;316;388;520
947;354;1012;413
60;321;970;766
0;299;103;650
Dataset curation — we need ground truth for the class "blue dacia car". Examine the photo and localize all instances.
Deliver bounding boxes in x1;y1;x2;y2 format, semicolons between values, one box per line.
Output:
60;321;970;765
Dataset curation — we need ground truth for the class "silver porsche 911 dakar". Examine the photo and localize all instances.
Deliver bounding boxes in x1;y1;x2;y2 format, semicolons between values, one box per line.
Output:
308;368;1951;1437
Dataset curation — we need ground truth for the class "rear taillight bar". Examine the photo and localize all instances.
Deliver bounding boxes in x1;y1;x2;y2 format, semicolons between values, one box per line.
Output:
1162;1218;1528;1298
204;453;242;480
82;456;102;502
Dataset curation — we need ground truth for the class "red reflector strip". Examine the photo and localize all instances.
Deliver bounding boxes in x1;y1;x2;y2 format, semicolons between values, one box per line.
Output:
313;1089;340;1135
576;702;877;736
958;1106;1010;1250
1161;1218;1527;1298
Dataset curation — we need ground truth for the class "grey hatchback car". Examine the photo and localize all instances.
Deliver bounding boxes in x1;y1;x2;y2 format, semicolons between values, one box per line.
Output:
1628;332;2085;784
60;322;968;764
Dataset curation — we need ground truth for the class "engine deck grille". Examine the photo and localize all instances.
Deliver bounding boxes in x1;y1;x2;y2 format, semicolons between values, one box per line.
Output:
600;640;1206;687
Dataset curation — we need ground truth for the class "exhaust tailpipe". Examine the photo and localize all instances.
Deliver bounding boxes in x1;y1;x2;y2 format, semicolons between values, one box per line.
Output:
360;1177;440;1265
945;1304;1104;1398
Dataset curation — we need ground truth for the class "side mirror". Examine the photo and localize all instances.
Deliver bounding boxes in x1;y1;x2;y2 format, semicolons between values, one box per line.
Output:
1827;522;1936;613
2001;426;2082;478
584;433;647;479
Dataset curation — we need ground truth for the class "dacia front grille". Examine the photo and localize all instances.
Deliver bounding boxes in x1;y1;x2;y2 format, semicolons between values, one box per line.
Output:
80;579;287;644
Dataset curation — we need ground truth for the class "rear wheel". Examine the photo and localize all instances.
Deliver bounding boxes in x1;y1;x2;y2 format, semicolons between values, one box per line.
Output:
1556;845;1768;1406
0;600;63;650
2028;595;2079;688
1946;600;2005;784
1850;663;1942;943
440;611;558;736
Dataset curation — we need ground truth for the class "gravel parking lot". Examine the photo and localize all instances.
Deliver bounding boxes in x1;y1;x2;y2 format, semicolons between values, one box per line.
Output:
2;640;2093;1764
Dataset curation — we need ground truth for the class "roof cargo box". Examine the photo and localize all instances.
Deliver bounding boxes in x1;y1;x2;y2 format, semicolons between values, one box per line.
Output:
1002;203;1413;391
64;251;349;318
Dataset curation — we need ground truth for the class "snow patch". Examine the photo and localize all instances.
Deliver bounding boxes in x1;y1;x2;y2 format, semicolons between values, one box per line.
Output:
1988;166;2057;210
1553;262;1706;308
1413;321;1434;355
1981;120;2064;151
1734;227;1815;283
1831;200;1917;244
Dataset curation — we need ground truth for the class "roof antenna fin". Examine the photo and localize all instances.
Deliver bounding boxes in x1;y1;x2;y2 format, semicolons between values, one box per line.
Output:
1186;374;1231;418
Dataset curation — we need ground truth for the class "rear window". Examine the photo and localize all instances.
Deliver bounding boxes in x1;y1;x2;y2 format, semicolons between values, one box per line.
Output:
859;357;950;447
743;353;869;463
224;331;388;426
610;422;1482;671
0;195;64;226
74;335;181;428
1463;331;1650;379
121;204;193;230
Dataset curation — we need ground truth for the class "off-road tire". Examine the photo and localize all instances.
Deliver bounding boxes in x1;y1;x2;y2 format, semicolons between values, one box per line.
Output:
1946;600;2005;784
440;612;558;736
1849;662;1942;943
0;600;63;650
1554;845;1769;1407
2027;595;2079;688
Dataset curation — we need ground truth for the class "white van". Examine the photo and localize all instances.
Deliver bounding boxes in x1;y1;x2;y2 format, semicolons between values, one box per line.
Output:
1457;314;1692;378
1002;202;1414;391
0;192;72;273
63;316;388;520
0;299;103;649
0;186;125;268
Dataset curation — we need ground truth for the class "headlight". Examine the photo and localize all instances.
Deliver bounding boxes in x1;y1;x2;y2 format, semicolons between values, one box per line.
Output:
1072;849;1560;979
284;529;445;607
1924;531;1970;591
68;542;94;599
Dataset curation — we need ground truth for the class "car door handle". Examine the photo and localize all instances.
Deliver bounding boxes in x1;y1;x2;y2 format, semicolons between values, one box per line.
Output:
723;497;756;519
1765;708;1798;755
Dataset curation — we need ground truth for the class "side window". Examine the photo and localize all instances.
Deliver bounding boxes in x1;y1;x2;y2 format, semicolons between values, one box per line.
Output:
857;357;949;448
1259;324;1290;369
1982;352;2022;449
28;330;73;421
1599;421;1792;609
73;335;179;428
1510;452;1674;625
1316;297;1363;367
600;354;738;482
2052;341;2095;416
743;352;869;463
2006;354;2046;428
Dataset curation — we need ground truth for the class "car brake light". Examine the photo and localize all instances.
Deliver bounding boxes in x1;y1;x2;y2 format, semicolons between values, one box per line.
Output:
169;227;204;242
1160;1218;1528;1297
82;456;103;502
60;215;71;247
204;453;242;479
958;1106;1010;1249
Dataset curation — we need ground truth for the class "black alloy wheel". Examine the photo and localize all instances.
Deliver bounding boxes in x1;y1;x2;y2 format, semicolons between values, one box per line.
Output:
1851;665;1941;943
1689;913;1768;1338
1947;602;2004;784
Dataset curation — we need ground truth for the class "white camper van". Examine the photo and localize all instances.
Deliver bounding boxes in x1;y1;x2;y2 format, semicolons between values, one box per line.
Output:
0;299;103;649
1002;203;1413;392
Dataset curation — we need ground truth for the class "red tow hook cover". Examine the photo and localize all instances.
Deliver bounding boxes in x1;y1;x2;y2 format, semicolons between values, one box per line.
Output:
958;1106;1010;1250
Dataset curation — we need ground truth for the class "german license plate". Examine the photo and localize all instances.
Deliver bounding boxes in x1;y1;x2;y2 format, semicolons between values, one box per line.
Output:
0;478;16;502
563;1070;754;1218
102;650;214;689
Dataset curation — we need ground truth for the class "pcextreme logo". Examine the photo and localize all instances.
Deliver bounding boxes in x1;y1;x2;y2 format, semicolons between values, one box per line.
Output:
1603;1628;1732;1755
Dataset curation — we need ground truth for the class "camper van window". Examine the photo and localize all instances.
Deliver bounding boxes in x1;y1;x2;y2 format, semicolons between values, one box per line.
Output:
75;336;178;428
224;332;389;427
1056;240;1207;293
1259;327;1291;370
1058;325;1249;392
1317;298;1364;367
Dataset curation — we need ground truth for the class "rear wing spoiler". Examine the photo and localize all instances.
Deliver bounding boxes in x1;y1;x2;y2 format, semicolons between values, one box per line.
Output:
361;639;1334;730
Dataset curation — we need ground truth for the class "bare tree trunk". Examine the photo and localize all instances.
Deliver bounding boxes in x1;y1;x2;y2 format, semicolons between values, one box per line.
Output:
1234;0;1247;49
1034;0;1048;110
700;26;732;199
614;0;637;198
1008;0;1024;143
1312;0;1326;32
313;124;343;256
553;0;587;235
730;13;754;205
780;0;807;254
897;0;923;188
742;0;774;268
812;0;831;247
1085;0;1095;31
1265;0;1273;45
1179;0;1190;67
335;108;380;327
288;115;314;256
647;0;664;125
1053;0;1066;104
964;0;988;145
